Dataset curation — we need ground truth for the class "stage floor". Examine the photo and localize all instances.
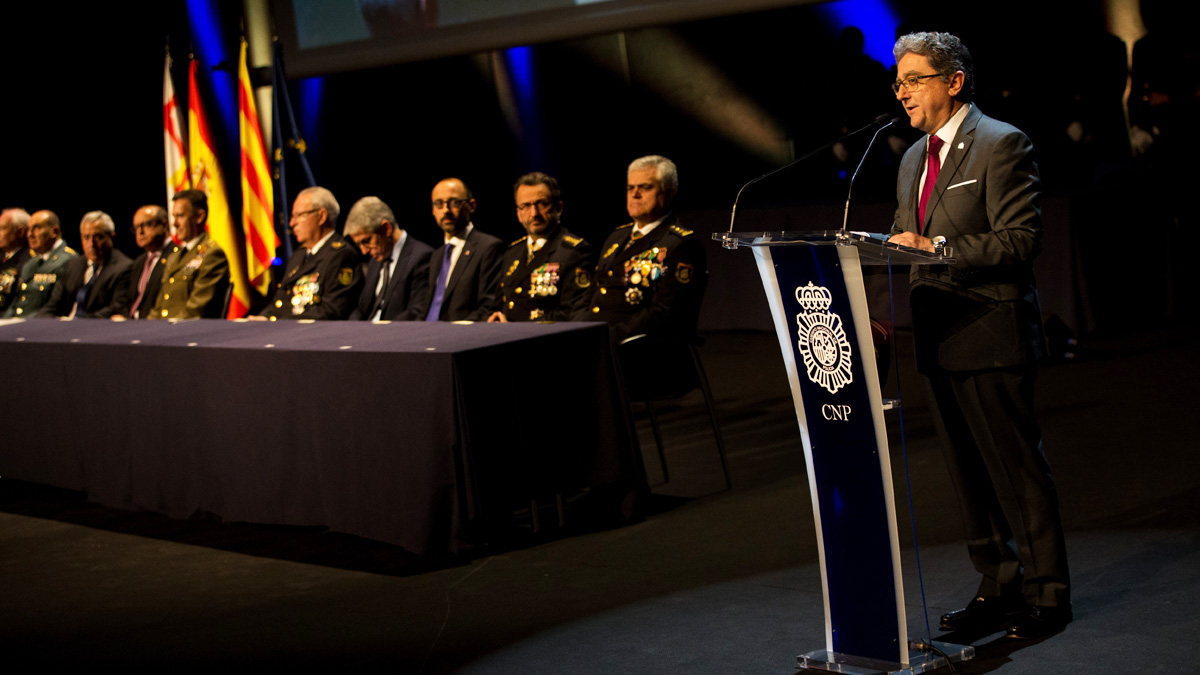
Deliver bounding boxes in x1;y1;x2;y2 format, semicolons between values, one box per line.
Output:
3;327;1198;673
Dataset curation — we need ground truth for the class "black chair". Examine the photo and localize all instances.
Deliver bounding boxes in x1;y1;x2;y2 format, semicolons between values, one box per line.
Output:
619;333;732;490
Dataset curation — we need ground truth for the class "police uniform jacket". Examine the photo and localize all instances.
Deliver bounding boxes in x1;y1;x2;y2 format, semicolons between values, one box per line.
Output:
3;241;77;318
578;213;706;342
149;234;230;320
125;245;175;319
0;247;32;315
261;232;363;320
39;250;134;318
496;227;595;322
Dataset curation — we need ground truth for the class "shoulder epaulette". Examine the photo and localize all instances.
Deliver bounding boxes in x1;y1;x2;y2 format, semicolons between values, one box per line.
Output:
615;223;634;231
669;224;694;237
509;237;526;248
331;241;345;249
64;246;78;255
562;235;583;247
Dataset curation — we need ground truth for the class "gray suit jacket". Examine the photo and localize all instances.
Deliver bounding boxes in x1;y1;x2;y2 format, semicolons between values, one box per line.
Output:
891;105;1046;373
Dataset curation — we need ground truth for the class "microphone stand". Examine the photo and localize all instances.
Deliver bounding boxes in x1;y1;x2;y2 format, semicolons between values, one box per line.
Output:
841;117;899;232
728;114;891;233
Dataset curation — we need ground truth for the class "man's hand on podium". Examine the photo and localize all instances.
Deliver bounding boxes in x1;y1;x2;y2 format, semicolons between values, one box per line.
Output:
888;231;936;252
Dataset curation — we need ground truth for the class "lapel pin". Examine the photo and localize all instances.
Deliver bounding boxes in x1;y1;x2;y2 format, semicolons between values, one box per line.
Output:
957;142;964;150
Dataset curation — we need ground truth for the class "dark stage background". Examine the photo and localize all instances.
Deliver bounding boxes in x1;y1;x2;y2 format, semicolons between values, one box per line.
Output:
2;0;1191;332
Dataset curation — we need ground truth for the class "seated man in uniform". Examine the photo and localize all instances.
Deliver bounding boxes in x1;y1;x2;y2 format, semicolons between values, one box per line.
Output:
488;172;595;322
4;210;76;319
345;196;432;321
150;190;230;319
0;208;32;316
39;210;133;319
575;155;706;342
256;186;363;320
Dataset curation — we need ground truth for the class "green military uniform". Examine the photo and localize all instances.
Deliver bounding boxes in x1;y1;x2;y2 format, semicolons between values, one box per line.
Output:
497;228;595;322
579;214;706;342
0;248;32;316
260;233;363;320
3;241;77;319
149;235;230;320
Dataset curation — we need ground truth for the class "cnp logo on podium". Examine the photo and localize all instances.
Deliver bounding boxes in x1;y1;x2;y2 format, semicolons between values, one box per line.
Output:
795;282;853;395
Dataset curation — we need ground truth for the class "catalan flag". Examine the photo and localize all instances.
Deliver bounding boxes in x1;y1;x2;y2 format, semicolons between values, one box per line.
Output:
163;51;190;205
189;57;251;318
238;39;277;296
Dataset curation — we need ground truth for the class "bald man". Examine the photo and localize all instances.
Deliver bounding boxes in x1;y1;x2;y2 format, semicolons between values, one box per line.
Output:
124;205;177;319
3;210;77;318
417;177;504;322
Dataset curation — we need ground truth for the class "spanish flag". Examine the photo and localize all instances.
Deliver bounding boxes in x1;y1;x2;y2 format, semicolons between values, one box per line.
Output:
163;52;189;205
189;58;251;318
238;39;277;296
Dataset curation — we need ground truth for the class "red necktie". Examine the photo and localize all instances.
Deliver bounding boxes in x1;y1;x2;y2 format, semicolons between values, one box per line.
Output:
918;135;944;233
130;253;157;318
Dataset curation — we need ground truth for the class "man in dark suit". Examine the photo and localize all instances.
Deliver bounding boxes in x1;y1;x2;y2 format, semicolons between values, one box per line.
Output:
576;155;706;343
420;177;504;322
887;32;1069;640
150;190;230;320
0;208;32;316
256;186;363;320
40;211;132;318
488;172;594;323
124;205;176;319
345;196;432;321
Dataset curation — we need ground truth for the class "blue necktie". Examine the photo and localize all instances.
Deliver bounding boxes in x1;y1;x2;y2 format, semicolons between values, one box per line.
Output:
73;262;98;315
425;244;454;321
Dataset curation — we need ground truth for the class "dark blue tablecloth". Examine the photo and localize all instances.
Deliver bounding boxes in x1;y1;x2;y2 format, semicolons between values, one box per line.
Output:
0;319;642;553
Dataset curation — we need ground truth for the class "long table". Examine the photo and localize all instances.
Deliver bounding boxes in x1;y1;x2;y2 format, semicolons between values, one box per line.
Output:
0;319;642;554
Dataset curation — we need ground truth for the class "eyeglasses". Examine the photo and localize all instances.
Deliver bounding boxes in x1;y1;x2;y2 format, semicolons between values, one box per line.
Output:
891;73;942;93
432;198;469;210
516;199;553;212
131;221;167;233
290;208;321;222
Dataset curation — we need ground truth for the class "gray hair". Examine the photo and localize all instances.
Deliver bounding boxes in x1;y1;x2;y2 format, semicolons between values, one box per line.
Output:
344;196;395;236
893;32;974;102
299;186;340;226
80;210;116;235
628;155;678;194
1;208;31;230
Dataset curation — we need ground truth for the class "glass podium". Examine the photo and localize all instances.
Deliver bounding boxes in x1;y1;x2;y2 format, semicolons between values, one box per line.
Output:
715;230;973;675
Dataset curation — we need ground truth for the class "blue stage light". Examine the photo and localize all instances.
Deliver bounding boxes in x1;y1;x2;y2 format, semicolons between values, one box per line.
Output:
818;0;901;66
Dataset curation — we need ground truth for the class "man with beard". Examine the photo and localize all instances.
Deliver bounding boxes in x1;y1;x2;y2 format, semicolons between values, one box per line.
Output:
419;177;504;322
488;172;594;322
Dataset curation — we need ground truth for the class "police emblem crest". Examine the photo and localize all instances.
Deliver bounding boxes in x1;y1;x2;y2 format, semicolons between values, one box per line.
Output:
794;282;853;394
338;267;354;286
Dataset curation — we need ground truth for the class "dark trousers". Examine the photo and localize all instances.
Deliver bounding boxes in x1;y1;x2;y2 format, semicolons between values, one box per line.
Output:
926;365;1070;608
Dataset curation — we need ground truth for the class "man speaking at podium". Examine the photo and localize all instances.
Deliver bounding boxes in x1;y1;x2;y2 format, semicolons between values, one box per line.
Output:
887;32;1071;640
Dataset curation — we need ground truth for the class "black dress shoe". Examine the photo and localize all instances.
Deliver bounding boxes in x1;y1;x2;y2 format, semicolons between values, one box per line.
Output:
940;595;1023;632
1005;605;1072;639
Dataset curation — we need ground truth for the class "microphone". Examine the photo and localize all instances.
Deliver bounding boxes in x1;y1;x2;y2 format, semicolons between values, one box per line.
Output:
728;114;893;233
841;117;900;231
